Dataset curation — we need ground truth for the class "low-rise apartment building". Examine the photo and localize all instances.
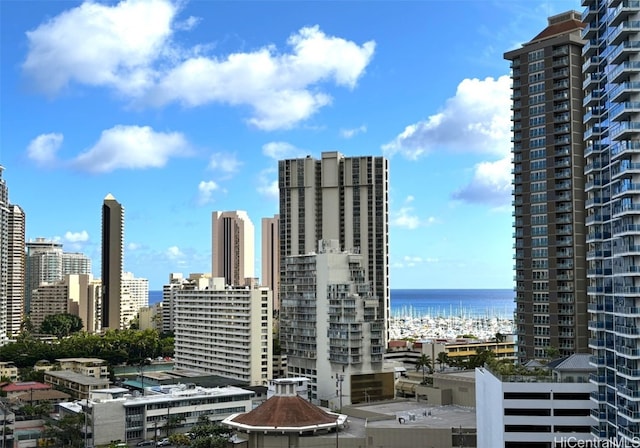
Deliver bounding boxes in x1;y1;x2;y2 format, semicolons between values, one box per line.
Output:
56;358;109;379
44;370;110;400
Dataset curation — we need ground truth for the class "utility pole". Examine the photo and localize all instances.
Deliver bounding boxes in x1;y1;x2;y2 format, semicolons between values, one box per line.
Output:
335;375;344;410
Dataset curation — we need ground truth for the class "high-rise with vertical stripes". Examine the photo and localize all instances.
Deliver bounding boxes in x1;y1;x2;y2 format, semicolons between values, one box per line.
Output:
581;0;640;440
101;193;123;330
211;210;255;287
505;12;589;363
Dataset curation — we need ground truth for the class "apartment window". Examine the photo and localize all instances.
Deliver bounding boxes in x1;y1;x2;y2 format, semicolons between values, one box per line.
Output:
504;392;551;400
530;126;546;137
532;248;548;257
528;49;545;61
532;226;547;236
528;72;545;83
531;192;547;203
531;137;546;148
530;104;546;115
529;115;546;127
531;171;546;181
528;61;545;72
529;82;545;94
531;181;547;192
531;214;547;225
505;424;551;433
530;93;546;104
531;160;546;170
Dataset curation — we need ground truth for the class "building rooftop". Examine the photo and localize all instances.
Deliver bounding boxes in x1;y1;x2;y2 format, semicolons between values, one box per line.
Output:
547;353;593;371
233;395;336;429
352;400;476;430
121;385;254;407
56;358;106;364
2;381;50;392
45;370;111;386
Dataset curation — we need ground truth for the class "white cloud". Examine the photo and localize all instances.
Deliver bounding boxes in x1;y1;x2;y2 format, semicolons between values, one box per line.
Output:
64;230;89;243
23;2;375;130
72;125;190;173
208;152;241;173
197;180;219;205
391;196;434;229
393;255;439;269
262;141;309;160
128;242;142;251
166;245;185;260
27;133;63;165
451;156;512;207
256;168;279;200
382;76;511;159
340;125;367;139
23;0;177;97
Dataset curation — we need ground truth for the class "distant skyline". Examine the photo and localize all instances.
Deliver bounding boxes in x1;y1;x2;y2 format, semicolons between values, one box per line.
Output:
0;0;580;290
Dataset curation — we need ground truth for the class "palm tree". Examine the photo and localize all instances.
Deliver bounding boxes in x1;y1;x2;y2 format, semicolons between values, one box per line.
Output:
415;354;433;384
436;351;449;372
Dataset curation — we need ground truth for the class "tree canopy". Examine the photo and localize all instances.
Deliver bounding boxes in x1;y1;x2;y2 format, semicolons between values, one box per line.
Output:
40;313;84;338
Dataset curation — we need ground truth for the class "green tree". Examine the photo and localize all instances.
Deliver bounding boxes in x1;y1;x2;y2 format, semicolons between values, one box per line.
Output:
169;433;191;447
165;414;185;437
40;313;84;338
41;413;84;447
415;354;433;383
436;351;449;372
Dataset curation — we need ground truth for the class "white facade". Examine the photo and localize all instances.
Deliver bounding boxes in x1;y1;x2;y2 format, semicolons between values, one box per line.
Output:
78;385;254;445
173;277;272;386
476;365;595;448
281;240;386;407
8;204;25;338
121;271;149;327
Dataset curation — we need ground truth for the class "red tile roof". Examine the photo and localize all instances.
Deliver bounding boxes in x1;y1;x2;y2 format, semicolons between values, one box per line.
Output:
231;396;336;428
531;19;585;42
2;382;50;392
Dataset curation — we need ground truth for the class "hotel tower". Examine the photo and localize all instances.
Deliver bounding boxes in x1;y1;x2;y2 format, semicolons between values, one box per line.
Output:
101;193;123;330
505;12;588;362
211;210;255;287
582;0;640;440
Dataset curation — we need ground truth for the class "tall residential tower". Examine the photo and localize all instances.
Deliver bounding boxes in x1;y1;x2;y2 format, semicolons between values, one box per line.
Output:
505;12;588;362
261;215;280;312
211;210;255;287
101;193;123;330
581;0;640;440
278;151;389;341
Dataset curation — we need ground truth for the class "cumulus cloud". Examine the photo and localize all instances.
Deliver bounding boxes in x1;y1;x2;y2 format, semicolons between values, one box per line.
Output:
64;230;89;243
391;196;434;229
262;141;309;160
23;0;176;97
166;245;185;259
127;242;143;251
392;255;439;269
340;125;367;139
23;1;375;130
197;180;219;205
208;152;241;173
27;133;63;165
382;76;511;159
451;157;512;207
72;125;190;173
257;168;279;200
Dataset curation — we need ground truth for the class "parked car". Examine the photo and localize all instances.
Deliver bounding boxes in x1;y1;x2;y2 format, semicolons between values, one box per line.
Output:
137;441;155;447
156;438;170;447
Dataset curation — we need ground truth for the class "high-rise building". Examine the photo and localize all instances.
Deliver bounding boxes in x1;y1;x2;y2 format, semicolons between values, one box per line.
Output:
280;240;391;406
8;205;25;338
581;0;640;440
121;271;149;327
25;238;63;314
173;276;272;386
278;151;389;341
504;12;588;362
101;193;123;330
212;210;255;287
261;214;280;312
0;167;24;345
62;252;91;276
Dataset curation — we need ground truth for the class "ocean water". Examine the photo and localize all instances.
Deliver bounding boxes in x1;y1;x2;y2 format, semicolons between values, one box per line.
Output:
150;288;515;319
390;289;514;319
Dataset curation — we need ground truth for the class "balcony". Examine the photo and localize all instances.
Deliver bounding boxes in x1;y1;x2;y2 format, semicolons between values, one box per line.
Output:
610;1;640;27
612;161;640;179
610;61;640;84
609;21;640;46
611;122;640;141
610;81;640;102
583;38;602;59
584;72;604;90
612;182;640;199
610;40;640;65
609;101;640;121
614;223;640;236
583;90;604;107
583;55;602;73
612;140;640;159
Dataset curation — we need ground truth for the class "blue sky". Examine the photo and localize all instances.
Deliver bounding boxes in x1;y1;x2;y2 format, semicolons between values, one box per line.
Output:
1;0;580;290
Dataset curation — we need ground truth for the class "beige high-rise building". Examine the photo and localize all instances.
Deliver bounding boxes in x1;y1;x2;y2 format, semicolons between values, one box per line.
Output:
25;238;62;314
212;210;255;287
101;193;123;330
173;276;272;386
278;151;390;341
261;215;279;311
121;271;148;328
504;11;587;362
8;204;25;338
